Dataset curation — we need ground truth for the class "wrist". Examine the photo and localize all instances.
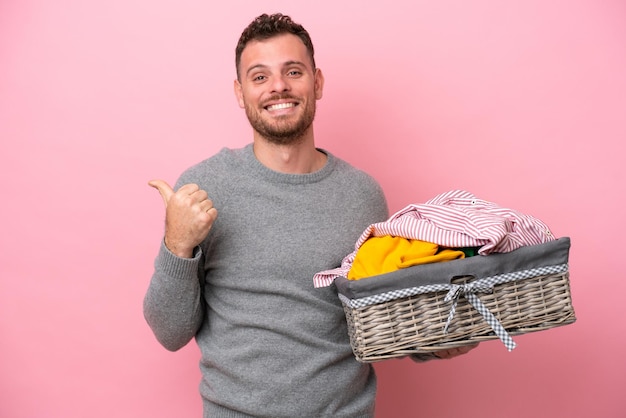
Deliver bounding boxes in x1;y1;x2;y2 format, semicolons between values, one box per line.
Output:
164;237;194;258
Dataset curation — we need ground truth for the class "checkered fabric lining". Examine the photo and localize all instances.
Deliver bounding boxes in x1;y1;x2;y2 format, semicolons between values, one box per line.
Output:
338;263;568;309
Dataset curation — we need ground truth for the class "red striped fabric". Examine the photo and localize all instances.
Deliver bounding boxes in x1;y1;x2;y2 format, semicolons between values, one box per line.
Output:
313;190;555;288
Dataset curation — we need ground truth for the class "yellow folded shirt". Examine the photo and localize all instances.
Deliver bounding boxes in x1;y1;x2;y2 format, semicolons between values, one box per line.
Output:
347;235;466;280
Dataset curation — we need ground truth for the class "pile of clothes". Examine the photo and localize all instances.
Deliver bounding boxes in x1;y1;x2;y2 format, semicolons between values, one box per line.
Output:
313;190;555;288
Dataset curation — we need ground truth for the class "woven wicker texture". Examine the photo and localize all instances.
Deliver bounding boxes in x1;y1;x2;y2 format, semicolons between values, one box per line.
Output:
343;272;576;363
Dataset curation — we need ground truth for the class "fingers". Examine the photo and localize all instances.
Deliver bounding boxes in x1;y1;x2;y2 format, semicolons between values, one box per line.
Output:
148;179;215;217
199;199;216;213
177;183;200;194
149;181;210;208
190;188;209;203
203;207;219;226
148;179;175;207
148;181;218;258
434;343;479;359
183;187;213;213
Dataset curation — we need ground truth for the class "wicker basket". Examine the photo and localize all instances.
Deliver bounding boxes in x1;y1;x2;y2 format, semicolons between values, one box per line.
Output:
335;238;576;363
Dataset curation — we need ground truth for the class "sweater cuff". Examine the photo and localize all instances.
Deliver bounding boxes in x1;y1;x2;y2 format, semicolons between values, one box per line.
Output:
154;239;202;279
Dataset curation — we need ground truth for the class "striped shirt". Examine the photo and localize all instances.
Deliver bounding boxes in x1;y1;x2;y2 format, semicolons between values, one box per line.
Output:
313;190;555;288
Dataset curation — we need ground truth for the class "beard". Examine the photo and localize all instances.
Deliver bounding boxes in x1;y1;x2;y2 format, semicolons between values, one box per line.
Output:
244;94;316;146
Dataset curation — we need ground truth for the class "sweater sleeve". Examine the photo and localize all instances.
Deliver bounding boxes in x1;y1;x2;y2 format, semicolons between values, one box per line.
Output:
143;240;205;351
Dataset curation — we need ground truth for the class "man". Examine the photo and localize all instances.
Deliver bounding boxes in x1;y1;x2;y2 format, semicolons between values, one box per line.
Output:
145;13;474;418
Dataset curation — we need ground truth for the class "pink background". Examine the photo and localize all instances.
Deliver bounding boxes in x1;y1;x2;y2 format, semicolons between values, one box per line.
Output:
1;1;625;417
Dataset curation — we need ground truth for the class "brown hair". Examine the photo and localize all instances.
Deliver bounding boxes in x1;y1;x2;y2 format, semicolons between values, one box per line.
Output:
235;13;316;81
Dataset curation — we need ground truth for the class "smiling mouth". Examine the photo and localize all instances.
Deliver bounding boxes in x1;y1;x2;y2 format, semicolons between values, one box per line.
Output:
265;102;297;111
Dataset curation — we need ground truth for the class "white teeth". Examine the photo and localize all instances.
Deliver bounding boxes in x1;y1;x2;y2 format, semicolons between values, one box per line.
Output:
267;103;295;111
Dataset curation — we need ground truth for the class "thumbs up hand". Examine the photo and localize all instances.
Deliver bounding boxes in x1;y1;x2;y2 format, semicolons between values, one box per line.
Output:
149;180;218;258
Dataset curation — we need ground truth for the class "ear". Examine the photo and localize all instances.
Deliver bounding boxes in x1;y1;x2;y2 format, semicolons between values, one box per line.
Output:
314;68;324;100
234;79;245;108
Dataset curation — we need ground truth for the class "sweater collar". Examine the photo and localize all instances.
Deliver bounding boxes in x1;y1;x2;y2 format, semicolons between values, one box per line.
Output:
242;143;336;184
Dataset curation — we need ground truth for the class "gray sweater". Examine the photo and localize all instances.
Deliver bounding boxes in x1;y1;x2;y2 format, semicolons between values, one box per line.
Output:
144;144;389;418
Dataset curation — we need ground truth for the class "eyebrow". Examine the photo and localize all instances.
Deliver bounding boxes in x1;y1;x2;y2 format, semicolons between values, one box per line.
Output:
245;60;308;77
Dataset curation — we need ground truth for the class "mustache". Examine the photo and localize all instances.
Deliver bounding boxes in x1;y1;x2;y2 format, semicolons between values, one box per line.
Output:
262;94;299;105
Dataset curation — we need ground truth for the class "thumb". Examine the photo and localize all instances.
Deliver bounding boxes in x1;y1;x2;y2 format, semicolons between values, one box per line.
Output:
148;179;175;207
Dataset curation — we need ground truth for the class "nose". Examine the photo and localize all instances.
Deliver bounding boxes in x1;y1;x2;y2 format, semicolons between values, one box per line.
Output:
270;75;290;94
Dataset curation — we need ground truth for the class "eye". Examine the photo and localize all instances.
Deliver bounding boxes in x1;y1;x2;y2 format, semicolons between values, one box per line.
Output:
287;70;302;77
252;74;267;82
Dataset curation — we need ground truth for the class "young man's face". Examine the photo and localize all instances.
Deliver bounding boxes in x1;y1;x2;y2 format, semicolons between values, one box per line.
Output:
234;33;324;145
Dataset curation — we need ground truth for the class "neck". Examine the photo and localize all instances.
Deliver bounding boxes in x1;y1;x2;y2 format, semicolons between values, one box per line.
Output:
252;131;326;174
